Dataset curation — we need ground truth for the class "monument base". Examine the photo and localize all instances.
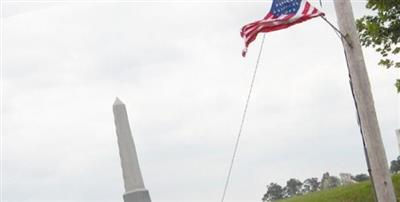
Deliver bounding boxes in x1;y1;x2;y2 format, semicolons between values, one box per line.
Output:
123;189;151;202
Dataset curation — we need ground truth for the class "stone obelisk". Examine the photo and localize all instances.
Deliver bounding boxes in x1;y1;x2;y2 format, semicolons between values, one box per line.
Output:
396;129;400;156
113;98;151;202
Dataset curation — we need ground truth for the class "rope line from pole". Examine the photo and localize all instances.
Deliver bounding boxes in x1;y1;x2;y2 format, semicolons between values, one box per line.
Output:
220;34;266;202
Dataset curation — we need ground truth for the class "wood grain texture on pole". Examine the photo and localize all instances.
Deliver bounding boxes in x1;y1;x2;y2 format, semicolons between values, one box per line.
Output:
333;1;396;201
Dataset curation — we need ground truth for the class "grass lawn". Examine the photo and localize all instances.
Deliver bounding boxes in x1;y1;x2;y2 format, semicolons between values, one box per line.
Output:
277;174;400;202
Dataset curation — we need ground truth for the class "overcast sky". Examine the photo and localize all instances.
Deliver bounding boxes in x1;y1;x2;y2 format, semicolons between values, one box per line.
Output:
1;0;399;202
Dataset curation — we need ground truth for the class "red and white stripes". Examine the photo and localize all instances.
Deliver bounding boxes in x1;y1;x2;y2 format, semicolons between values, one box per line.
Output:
241;0;324;57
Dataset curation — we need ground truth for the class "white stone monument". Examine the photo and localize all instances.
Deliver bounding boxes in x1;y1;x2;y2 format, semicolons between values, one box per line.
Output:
339;173;356;185
113;98;151;202
396;129;400;156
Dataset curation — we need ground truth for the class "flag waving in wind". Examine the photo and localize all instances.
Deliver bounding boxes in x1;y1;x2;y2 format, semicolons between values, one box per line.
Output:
241;0;324;57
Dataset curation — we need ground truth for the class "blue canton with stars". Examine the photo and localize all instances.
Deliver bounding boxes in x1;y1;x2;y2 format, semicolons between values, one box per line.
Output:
270;0;302;16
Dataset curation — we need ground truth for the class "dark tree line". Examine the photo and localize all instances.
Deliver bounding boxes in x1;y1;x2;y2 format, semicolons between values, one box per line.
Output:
261;172;369;202
390;156;400;173
261;155;400;201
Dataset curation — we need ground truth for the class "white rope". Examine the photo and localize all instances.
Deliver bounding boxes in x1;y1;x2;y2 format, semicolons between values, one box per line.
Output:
220;34;266;202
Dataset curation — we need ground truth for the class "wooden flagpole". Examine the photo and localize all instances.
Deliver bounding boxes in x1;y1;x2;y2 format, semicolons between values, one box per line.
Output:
333;1;396;201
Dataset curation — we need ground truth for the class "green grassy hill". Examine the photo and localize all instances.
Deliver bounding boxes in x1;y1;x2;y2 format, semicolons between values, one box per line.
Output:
277;174;400;202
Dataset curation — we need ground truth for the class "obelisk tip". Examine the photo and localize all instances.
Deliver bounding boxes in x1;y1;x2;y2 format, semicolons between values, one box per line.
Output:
113;97;125;106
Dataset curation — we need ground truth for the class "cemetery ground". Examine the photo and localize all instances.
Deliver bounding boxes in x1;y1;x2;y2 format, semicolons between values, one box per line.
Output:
277;174;400;202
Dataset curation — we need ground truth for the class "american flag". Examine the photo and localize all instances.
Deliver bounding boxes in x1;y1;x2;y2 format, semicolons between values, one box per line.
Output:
241;0;324;57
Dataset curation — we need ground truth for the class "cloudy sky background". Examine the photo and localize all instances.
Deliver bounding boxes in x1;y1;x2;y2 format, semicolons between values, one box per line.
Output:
2;0;399;202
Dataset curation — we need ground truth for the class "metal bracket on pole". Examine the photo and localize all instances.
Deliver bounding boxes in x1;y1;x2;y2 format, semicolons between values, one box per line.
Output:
343;34;353;49
320;16;353;48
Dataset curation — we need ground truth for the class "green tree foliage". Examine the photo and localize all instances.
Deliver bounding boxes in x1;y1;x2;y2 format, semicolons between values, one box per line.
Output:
302;178;320;193
321;172;341;190
285;178;303;197
352;174;370;182
328;176;341;188
262;183;284;202
356;0;400;92
276;174;400;202
390;156;400;173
